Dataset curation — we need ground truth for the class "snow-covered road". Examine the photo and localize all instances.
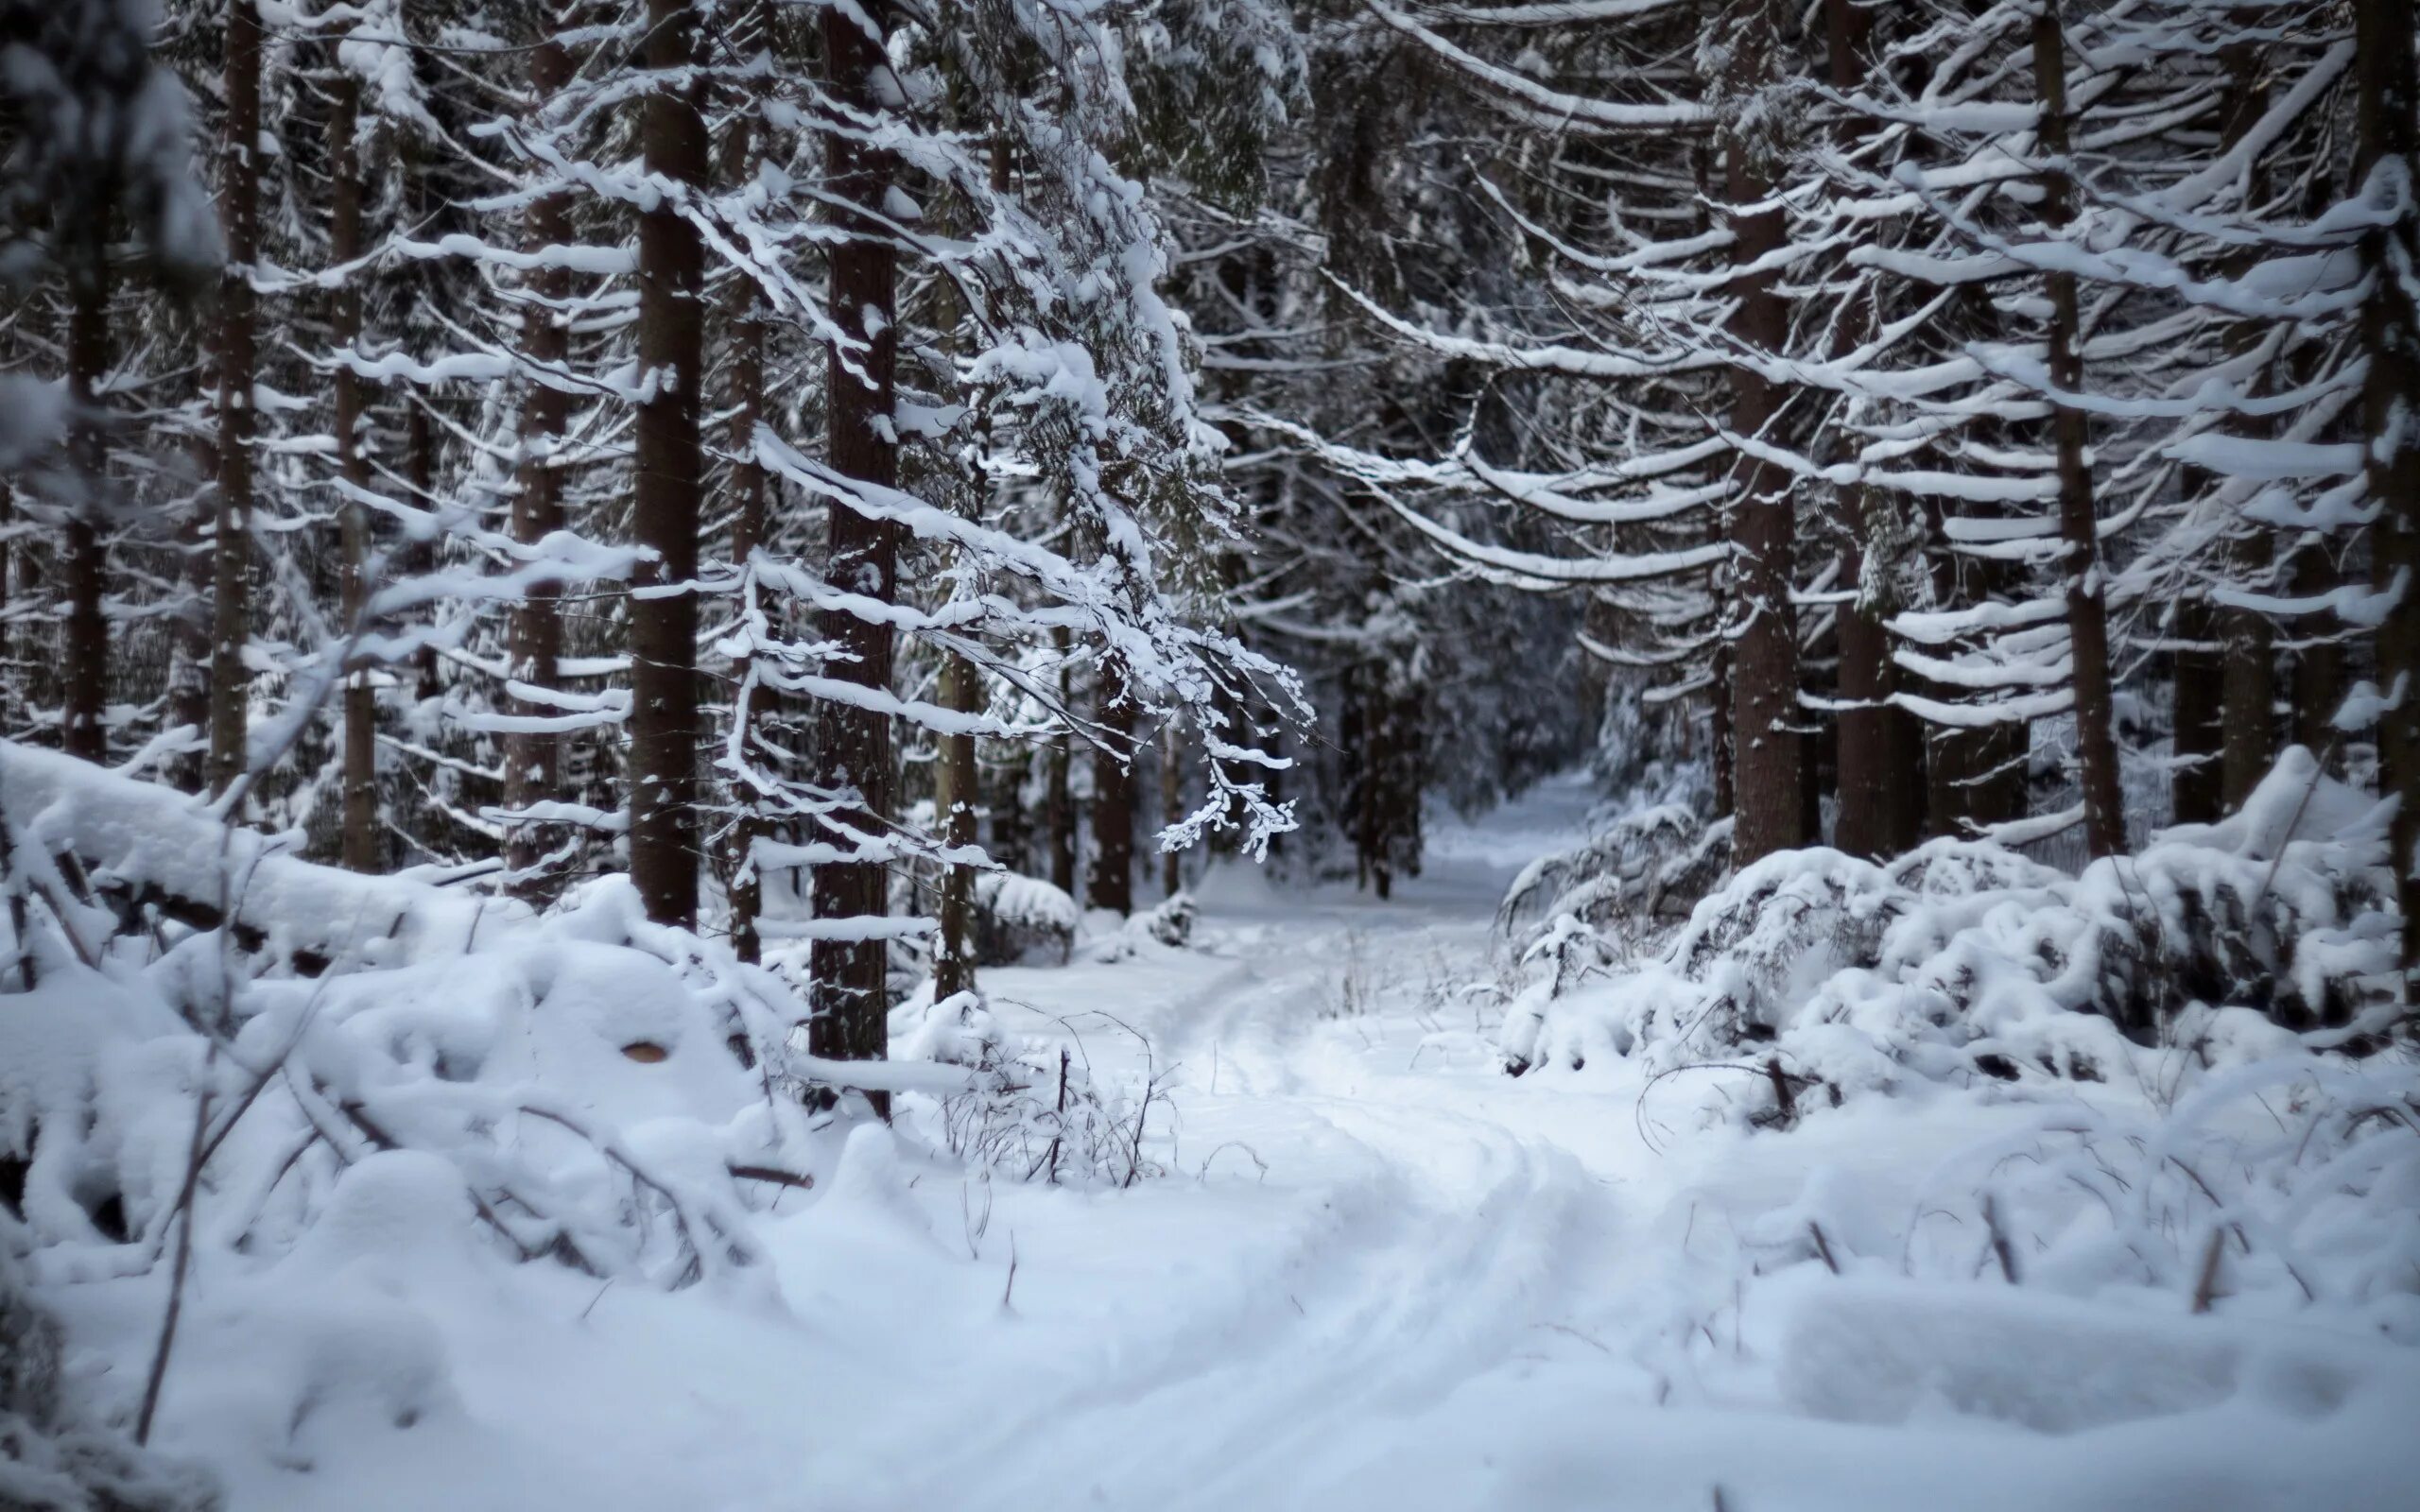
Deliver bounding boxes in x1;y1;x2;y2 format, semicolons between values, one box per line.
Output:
154;773;2420;1511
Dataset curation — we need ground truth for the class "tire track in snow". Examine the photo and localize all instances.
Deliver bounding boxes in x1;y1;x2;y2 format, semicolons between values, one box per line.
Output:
901;915;1621;1512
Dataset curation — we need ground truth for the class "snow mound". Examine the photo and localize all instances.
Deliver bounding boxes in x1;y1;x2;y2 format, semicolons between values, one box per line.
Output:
972;871;1079;966
1501;748;2402;1118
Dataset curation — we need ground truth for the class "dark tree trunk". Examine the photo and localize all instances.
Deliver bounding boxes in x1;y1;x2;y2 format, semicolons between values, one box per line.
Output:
1046;625;1076;894
165;436;214;793
2170;608;2223;824
1090;655;1136;916
64;235;110;765
2031;3;2126;860
722;64;771;964
1720;0;1805;867
405;397;441;704
1161;717;1184;899
1823;0;1921;859
2219;541;2276;813
630;0;708;926
2216;31;2276;817
811;0;905;1081
331;73;377;868
210;0;265;799
2353;0;2420;984
932;650;979;1000
2290;543;2344;758
506;26;574;890
1709;641;1735;822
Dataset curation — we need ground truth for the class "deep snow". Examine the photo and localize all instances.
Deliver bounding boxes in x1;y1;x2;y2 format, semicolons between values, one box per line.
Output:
46;773;2420;1511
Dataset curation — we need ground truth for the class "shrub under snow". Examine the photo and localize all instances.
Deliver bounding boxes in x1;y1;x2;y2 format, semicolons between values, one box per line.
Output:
1499;748;2404;1119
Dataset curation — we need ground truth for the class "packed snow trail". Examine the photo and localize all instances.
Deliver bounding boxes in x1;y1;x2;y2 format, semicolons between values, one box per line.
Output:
114;772;2420;1512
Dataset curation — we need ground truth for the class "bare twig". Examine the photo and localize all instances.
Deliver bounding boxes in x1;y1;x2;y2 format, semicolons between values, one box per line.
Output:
2189;1227;2226;1314
135;1042;216;1445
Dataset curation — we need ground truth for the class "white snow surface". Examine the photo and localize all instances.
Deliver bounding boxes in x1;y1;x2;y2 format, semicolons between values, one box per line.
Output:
32;773;2420;1511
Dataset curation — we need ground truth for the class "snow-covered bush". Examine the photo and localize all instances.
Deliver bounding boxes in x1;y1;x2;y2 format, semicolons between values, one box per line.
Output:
1748;1062;2420;1336
1502;749;2403;1118
890;990;1163;1186
972;871;1079;966
1084;890;1203;963
1;1212;218;1512
1497;799;1730;961
0;744;835;1297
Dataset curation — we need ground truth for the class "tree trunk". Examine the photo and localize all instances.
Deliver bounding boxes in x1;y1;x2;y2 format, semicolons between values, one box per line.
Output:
210;0;265;799
722;55;771;964
2290;543;2343;757
2170;606;2223;824
2219;538;2275;812
166;436;214;793
64;235;110;765
2216;29;2276;817
1823;0;1921;859
1047;627;1076;894
811;0;905;1081
932;650;979;1000
2353;0;2420;984
1709;641;1735;822
927;125;1004;994
1720;0;1805;866
1160;717;1183;900
506;26;574;891
331;72;377;868
405;396;441;704
1090;654;1136;916
629;0;707;926
2031;2;2127;861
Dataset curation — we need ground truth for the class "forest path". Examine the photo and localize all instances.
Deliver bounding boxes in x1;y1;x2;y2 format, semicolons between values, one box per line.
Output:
829;772;1790;1512
244;773;2419;1512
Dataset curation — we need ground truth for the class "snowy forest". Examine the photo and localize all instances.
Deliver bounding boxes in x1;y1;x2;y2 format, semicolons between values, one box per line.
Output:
1;0;2416;1505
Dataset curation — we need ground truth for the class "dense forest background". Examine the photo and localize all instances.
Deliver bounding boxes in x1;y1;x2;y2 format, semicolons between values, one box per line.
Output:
2;0;2413;1000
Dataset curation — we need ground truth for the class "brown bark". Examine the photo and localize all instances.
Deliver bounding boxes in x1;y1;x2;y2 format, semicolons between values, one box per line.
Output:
722;74;771;964
2170;604;2223;824
927;127;1005;993
1824;0;1921;860
630;0;708;926
2031;3;2127;860
2219;536;2275;812
1160;717;1183;900
2289;543;2343;757
505;26;575;890
2353;0;2420;982
405;397;441;703
64;237;110;765
1090;654;1136;915
1720;0;1805;866
2216;31;2276;817
1046;627;1076;894
811;0;905;1079
331;73;377;869
932;650;979;1000
210;0;265;799
1709;640;1735;821
165;437;214;792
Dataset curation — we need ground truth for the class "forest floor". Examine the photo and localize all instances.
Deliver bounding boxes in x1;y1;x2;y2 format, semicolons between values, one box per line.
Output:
125;774;2418;1511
